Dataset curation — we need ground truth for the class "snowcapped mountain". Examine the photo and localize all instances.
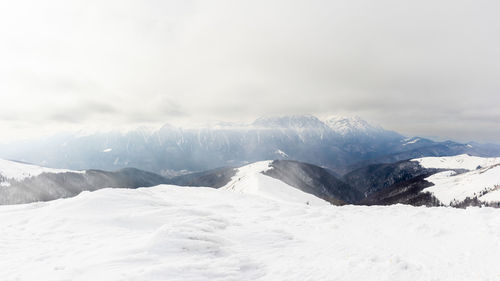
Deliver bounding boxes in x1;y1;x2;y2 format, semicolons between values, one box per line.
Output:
3;151;500;207
0;158;85;187
0;158;169;205
171;160;362;205
220;161;329;206
0;157;359;206
2;184;500;281
412;155;500;206
4;114;492;176
345;138;497;173
252;115;328;129
359;154;500;207
251;115;400;140
323;115;385;137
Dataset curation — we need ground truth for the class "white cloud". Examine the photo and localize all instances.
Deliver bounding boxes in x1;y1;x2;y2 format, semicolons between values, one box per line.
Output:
0;0;499;142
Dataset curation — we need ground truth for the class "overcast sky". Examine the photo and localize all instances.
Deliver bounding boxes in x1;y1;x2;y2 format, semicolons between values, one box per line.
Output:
1;0;499;143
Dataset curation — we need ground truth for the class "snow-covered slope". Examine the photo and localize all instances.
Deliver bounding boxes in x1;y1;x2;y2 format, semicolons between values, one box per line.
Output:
413;154;500;170
0;159;168;205
0;159;84;187
479;188;500;203
423;165;500;205
1;185;499;281
412;155;500;205
220;161;328;206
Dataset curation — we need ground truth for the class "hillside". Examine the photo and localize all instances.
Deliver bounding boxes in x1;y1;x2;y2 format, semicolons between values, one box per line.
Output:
0;159;169;205
171;160;361;205
414;155;500;206
362;155;500;207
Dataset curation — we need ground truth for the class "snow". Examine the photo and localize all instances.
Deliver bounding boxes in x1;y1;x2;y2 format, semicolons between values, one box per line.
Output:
251;115;327;129
221;161;328;206
0;159;84;186
323;115;381;135
274;149;288;158
250;115;385;136
0;181;11;187
413;154;500;171
1;185;500;281
413;155;500;204
102;148;112;153
480;188;500;203
402;138;420;145
423;165;500;205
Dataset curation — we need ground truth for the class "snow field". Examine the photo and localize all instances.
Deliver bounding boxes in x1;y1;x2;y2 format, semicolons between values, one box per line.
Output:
1;185;500;281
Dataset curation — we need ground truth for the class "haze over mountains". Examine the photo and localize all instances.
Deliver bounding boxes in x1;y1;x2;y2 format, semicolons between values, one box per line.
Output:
1;115;499;177
0;159;168;205
2;154;500;208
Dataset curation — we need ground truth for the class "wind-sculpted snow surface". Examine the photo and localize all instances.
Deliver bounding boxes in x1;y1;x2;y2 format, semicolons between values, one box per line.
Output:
1;185;500;281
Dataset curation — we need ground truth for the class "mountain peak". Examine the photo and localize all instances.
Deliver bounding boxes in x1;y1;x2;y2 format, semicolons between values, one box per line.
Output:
220;161;329;206
252;115;326;129
323;115;384;136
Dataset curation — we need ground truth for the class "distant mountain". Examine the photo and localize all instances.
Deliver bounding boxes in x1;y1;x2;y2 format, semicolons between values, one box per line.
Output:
0;157;359;206
342;139;499;174
324;115;390;138
1;115;499;175
252;115;328;129
3;154;499;208
0;159;169;205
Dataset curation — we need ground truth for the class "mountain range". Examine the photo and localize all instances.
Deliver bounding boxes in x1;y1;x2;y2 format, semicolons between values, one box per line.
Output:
2;154;500;208
0;158;169;204
1;115;499;176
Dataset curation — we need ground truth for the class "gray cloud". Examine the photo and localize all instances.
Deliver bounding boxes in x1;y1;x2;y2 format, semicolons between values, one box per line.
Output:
0;0;499;142
47;101;117;124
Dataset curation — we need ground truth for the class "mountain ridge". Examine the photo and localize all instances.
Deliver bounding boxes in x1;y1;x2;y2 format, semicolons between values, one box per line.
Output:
1;115;499;176
2;154;500;207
